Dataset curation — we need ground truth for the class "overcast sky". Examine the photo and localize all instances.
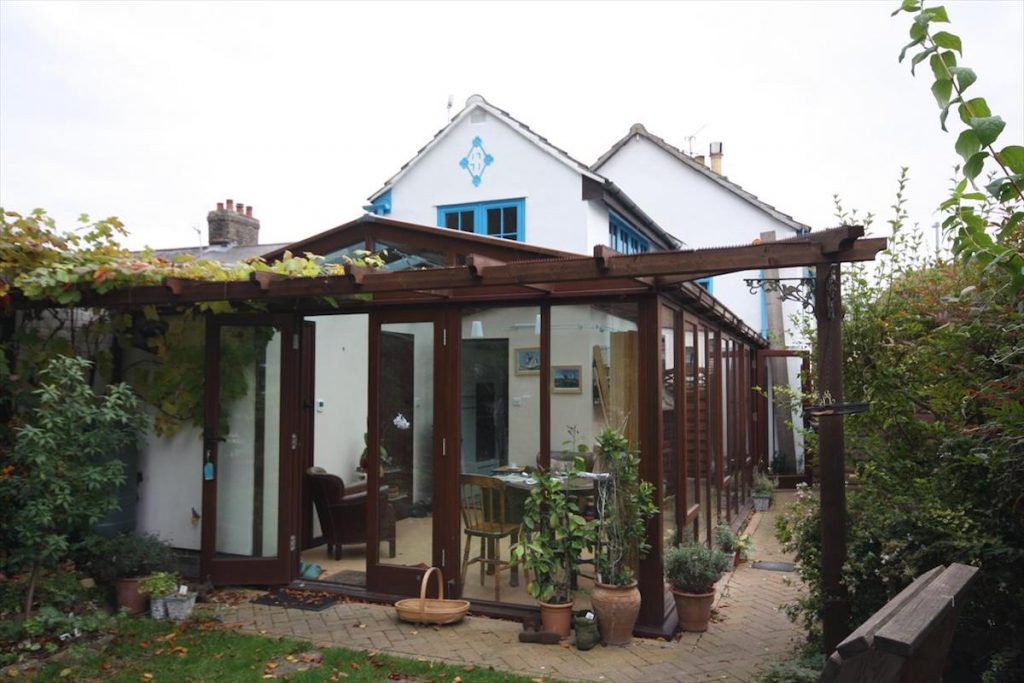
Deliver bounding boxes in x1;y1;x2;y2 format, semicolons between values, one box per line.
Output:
1;0;1021;252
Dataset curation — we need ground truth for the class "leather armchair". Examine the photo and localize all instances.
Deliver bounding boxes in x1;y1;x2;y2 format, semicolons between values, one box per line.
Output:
306;466;396;560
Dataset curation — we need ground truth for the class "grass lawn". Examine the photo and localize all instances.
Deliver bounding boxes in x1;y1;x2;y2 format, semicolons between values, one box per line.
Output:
16;615;553;683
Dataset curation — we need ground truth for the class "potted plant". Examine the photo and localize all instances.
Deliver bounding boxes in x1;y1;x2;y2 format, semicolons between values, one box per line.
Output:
589;429;657;646
163;585;197;621
752;472;776;512
83;533;174;614
139;571;178;620
714;523;753;568
511;459;592;639
664;542;730;632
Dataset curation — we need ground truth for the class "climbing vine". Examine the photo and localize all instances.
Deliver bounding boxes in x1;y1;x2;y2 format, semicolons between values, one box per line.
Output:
894;1;1024;297
1;208;384;440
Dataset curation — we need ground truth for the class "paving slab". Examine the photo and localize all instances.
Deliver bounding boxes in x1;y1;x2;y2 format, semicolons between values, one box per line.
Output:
211;492;804;682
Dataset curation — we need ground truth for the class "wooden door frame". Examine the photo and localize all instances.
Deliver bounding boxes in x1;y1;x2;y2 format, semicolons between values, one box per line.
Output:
201;313;302;585
365;308;457;597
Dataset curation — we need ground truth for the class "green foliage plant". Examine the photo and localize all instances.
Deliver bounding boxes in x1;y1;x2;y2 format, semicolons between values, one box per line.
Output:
714;523;738;554
753;472;776;499
80;533;175;584
510;459;593;604
0;355;146;618
591;428;657;586
138;572;178;597
664;543;730;595
893;2;1023;298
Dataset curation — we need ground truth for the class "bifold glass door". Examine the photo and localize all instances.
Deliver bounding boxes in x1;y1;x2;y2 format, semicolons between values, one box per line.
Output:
366;311;452;597
203;315;299;585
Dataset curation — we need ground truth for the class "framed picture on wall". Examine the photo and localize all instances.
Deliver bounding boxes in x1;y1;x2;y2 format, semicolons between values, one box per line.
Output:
514;347;541;375
552;365;583;394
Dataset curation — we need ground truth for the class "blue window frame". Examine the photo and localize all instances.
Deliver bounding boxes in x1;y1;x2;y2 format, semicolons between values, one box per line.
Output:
437;198;525;241
608;211;650;255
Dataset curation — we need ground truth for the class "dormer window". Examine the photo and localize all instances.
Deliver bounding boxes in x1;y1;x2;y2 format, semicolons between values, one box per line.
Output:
437;198;525;241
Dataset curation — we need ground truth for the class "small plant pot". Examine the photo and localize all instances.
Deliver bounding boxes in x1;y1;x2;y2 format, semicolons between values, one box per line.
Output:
573;613;600;651
672;588;716;632
753;495;771;512
165;592;197;621
149;594;170;620
115;577;148;615
539;600;573;639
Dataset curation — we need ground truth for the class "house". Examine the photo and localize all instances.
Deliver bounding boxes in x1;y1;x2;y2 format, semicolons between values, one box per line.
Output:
36;96;880;638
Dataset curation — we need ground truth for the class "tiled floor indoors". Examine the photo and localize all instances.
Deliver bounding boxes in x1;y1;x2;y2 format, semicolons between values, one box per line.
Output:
214;491;805;682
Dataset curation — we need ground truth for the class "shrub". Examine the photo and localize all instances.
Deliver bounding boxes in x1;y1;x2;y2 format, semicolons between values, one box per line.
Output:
753;472;776;498
664;543;730;594
81;533;174;584
714;523;738;553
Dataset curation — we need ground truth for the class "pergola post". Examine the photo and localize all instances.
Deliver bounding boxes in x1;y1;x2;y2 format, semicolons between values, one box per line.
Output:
815;261;850;653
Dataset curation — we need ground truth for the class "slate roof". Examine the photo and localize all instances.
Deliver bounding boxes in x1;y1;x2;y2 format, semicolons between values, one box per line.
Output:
592;123;811;233
146;242;289;264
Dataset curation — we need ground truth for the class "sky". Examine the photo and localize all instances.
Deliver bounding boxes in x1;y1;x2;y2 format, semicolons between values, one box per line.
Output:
1;0;1022;252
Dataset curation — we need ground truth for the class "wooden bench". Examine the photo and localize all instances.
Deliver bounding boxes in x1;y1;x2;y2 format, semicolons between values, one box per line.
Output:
820;563;979;683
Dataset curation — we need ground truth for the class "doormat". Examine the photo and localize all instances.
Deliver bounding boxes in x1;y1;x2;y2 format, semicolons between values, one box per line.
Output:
320;570;367;588
751;561;795;572
253;587;340;611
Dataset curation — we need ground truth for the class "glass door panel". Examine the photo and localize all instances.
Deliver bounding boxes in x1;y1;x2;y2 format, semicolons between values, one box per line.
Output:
203;315;297;585
377;322;435;568
216;326;282;558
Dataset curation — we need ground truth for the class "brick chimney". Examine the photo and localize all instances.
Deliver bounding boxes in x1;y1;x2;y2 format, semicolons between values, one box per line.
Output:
709;142;723;175
207;198;259;246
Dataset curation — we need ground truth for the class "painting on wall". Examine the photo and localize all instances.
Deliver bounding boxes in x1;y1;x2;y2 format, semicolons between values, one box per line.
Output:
552;365;583;394
514;347;541;375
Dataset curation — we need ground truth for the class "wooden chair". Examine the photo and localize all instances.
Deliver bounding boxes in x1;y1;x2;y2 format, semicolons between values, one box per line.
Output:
306;467;396;561
459;473;522;602
820;562;979;682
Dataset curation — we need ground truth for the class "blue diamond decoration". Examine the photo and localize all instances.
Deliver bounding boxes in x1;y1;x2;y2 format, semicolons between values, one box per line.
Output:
459;136;493;187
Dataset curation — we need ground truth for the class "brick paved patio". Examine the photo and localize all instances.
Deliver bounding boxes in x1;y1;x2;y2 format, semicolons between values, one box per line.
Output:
212;492;805;682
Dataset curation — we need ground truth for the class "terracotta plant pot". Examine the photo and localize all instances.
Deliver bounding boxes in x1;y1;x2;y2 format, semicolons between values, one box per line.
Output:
590;582;641;645
539;600;573;638
672;588;715;632
115;577;148;615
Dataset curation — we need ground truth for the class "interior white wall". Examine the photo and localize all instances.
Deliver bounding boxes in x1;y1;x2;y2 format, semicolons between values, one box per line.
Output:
382;107;593;254
310;314;369;485
136;420;203;551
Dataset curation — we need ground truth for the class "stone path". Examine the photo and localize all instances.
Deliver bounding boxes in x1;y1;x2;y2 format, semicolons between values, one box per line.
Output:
212;493;805;682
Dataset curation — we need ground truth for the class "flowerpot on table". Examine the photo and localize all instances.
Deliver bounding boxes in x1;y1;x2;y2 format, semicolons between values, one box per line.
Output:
539;600;573;639
672;588;715;632
590;582;641;646
115;577;148;615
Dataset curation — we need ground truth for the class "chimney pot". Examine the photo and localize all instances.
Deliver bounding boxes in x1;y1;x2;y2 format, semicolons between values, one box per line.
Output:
246;206;253;217
226;199;234;211
208;197;260;247
237;203;245;214
216;201;224;211
709;142;723;175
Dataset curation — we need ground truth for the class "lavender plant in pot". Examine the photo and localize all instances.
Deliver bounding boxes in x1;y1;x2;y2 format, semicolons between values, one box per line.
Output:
664;542;730;632
589;428;657;646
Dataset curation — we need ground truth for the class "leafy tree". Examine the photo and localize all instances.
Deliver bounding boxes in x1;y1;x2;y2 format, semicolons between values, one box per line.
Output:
0;355;146;617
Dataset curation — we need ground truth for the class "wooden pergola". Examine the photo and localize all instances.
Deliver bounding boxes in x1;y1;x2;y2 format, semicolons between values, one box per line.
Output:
8;218;882;645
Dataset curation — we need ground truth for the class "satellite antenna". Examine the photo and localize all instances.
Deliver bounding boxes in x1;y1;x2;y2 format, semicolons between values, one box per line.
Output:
447;94;454;122
684;123;707;155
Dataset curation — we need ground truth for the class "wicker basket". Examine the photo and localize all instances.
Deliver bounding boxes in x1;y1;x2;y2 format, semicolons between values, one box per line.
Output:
395;567;469;625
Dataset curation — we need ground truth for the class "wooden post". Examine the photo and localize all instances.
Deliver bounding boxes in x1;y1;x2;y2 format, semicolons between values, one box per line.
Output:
815;262;850;653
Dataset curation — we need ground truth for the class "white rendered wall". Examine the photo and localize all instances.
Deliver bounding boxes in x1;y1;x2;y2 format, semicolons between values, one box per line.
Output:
136;420;203;551
382;108;593;254
598;136;808;342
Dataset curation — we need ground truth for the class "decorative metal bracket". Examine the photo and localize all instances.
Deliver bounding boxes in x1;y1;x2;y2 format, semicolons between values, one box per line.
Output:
744;277;815;311
824;263;840;320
